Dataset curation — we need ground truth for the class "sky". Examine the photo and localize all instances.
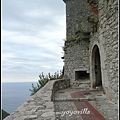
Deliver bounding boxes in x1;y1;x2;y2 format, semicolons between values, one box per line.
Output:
2;0;66;82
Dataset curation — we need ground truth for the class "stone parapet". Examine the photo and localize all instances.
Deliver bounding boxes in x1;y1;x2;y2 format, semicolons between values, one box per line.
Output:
4;79;70;120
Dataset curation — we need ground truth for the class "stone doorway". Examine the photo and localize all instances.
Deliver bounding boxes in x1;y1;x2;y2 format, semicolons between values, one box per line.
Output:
92;45;102;88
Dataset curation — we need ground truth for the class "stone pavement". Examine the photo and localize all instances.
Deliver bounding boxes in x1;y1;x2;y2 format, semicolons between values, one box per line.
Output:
54;80;118;120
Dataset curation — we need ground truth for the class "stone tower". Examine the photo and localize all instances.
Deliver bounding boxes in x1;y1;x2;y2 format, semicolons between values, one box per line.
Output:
63;0;118;104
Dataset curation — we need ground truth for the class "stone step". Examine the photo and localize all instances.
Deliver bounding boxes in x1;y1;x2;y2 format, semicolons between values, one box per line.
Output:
54;97;96;102
70;82;91;89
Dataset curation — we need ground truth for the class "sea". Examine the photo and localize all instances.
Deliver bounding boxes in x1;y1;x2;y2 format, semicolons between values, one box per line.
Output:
2;82;37;114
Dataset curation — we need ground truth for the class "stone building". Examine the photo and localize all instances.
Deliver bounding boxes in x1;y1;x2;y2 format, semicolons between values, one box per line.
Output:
62;0;118;103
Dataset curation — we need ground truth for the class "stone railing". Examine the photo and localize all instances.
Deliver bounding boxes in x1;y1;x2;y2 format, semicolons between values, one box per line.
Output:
52;79;70;101
4;79;70;120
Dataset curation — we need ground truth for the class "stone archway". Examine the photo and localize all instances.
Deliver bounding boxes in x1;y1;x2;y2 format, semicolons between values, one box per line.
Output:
91;45;102;88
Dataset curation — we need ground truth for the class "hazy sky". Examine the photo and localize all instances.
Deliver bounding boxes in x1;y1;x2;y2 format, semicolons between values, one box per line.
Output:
2;0;66;82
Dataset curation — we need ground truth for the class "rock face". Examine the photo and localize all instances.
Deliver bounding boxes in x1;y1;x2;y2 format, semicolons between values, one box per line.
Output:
63;0;118;104
2;109;10;119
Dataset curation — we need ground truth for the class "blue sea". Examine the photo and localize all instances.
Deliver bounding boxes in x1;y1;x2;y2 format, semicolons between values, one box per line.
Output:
2;82;37;114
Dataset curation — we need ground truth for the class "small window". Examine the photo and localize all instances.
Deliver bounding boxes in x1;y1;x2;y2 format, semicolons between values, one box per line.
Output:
75;71;89;80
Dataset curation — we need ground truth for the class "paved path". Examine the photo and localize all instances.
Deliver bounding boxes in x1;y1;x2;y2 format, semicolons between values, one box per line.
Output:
71;90;106;120
54;81;118;120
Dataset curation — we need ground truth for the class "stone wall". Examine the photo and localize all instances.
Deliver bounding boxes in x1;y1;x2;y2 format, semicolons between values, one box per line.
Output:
65;0;92;37
63;0;118;104
89;0;118;103
4;79;70;120
63;0;94;82
64;39;90;82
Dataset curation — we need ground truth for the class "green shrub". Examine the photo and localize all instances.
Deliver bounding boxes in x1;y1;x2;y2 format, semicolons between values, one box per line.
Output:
67;36;76;41
29;70;63;96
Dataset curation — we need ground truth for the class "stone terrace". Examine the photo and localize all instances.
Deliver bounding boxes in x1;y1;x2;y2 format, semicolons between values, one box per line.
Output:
4;79;118;120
